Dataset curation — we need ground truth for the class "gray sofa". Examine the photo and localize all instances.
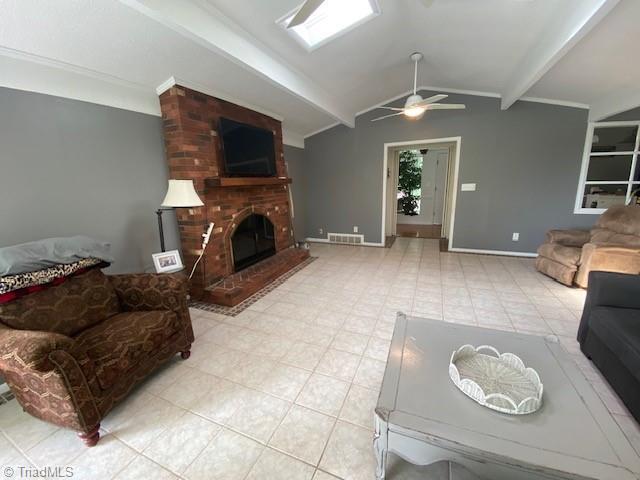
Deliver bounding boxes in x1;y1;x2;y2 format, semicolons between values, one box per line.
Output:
578;271;640;422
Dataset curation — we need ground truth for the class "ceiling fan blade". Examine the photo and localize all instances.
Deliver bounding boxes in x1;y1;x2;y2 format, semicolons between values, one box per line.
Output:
413;94;448;108
371;112;406;122
377;106;406;111
288;0;325;28
424;103;466;110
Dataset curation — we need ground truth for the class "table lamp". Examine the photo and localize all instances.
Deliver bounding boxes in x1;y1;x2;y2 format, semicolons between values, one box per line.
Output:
157;179;204;252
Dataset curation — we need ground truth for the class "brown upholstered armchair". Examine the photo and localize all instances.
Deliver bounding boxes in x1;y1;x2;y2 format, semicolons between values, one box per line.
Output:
0;269;194;446
536;205;640;288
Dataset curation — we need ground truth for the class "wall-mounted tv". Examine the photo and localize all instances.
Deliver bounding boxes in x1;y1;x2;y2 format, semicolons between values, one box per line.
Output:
219;117;276;177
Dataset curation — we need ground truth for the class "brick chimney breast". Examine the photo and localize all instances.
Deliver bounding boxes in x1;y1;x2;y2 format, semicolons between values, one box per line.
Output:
159;85;295;301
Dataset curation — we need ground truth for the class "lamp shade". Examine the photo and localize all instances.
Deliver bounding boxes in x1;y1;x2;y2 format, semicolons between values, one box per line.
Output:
161;180;204;208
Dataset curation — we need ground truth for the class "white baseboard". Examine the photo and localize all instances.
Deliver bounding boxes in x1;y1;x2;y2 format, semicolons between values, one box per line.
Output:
363;242;384;247
304;238;533;255
305;237;329;243
448;247;538;258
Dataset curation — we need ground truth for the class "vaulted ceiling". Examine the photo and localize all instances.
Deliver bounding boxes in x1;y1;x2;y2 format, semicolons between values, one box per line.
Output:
1;0;638;144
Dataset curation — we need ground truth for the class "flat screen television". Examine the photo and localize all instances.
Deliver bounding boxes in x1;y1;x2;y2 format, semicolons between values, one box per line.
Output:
219;117;276;177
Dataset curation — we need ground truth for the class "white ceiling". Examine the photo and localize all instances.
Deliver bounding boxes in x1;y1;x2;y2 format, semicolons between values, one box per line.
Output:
525;0;640;120
0;0;638;142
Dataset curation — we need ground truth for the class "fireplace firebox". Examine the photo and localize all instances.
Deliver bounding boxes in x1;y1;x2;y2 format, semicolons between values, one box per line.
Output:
231;214;276;271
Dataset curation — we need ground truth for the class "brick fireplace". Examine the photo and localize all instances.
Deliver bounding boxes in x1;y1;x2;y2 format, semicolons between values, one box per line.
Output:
159;85;308;306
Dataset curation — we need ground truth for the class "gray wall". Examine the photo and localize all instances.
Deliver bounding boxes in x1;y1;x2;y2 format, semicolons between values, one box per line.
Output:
304;90;595;253
284;145;306;242
0;87;179;273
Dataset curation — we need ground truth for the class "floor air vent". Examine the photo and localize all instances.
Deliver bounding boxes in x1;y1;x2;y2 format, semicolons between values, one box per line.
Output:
328;233;364;245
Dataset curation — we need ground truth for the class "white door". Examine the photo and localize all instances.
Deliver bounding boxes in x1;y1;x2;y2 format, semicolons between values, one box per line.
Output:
385;150;400;236
419;152;438;224
433;150;449;224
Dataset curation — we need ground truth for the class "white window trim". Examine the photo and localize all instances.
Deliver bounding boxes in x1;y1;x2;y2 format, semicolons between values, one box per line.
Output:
574;120;640;214
277;0;381;52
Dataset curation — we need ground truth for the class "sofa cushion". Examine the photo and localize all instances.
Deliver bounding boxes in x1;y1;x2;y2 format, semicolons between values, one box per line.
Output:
537;243;581;268
0;269;119;336
75;310;180;390
590;228;640;248
589;306;640;383
595;205;640;237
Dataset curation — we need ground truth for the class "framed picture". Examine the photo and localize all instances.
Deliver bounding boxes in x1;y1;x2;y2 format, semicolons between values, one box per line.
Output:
152;250;184;273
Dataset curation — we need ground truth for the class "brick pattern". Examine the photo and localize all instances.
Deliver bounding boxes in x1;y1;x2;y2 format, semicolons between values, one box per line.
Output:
204;248;310;307
160;85;294;300
190;256;316;316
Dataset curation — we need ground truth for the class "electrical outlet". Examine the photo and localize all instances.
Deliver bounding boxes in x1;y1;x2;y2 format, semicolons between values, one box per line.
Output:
319;228;324;235
353;226;359;233
512;232;520;242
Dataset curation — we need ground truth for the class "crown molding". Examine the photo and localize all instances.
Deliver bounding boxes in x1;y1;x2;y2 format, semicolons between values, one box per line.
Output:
303;85;592;139
303;122;341;139
355;85;501;118
0;47;160;116
520;96;590;110
0;46;151;92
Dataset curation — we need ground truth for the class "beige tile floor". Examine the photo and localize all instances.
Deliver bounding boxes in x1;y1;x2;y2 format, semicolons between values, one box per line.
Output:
1;238;639;480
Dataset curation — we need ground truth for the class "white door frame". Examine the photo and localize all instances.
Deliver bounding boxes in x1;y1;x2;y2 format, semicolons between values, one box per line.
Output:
381;136;461;250
386;149;400;237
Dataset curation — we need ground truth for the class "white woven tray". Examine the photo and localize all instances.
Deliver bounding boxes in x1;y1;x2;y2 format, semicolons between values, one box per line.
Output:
449;345;543;415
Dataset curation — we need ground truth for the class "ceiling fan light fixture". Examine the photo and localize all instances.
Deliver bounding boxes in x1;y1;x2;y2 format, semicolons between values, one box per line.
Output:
403;93;425;118
370;52;466;122
404;106;426;118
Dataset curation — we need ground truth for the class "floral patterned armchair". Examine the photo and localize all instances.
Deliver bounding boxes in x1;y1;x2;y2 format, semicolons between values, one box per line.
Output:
0;269;194;446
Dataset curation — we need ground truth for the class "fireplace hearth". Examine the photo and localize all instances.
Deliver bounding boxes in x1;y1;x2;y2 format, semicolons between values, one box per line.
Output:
232;214;276;271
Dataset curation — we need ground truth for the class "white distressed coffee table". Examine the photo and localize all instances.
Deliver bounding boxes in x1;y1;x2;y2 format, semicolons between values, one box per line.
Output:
374;313;640;480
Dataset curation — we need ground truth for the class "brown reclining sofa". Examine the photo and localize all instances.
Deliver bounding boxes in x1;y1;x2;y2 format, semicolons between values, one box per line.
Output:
536;204;640;288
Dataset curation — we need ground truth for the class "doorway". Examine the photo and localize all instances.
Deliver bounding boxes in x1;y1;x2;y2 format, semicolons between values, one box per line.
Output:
395;147;448;238
382;137;460;249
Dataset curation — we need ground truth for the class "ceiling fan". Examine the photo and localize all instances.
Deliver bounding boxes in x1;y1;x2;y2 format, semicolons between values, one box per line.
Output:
288;0;434;28
371;52;465;122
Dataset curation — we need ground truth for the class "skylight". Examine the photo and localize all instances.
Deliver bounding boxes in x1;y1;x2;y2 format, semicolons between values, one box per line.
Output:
279;0;380;50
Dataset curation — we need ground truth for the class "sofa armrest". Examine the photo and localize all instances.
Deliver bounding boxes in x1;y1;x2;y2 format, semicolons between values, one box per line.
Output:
578;271;640;343
0;327;101;432
545;229;590;247
0;328;76;371
108;273;188;312
583;271;640;309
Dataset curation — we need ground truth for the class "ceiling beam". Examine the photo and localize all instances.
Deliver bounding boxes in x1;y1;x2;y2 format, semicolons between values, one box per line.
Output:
500;0;620;111
119;0;355;127
589;89;640;121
